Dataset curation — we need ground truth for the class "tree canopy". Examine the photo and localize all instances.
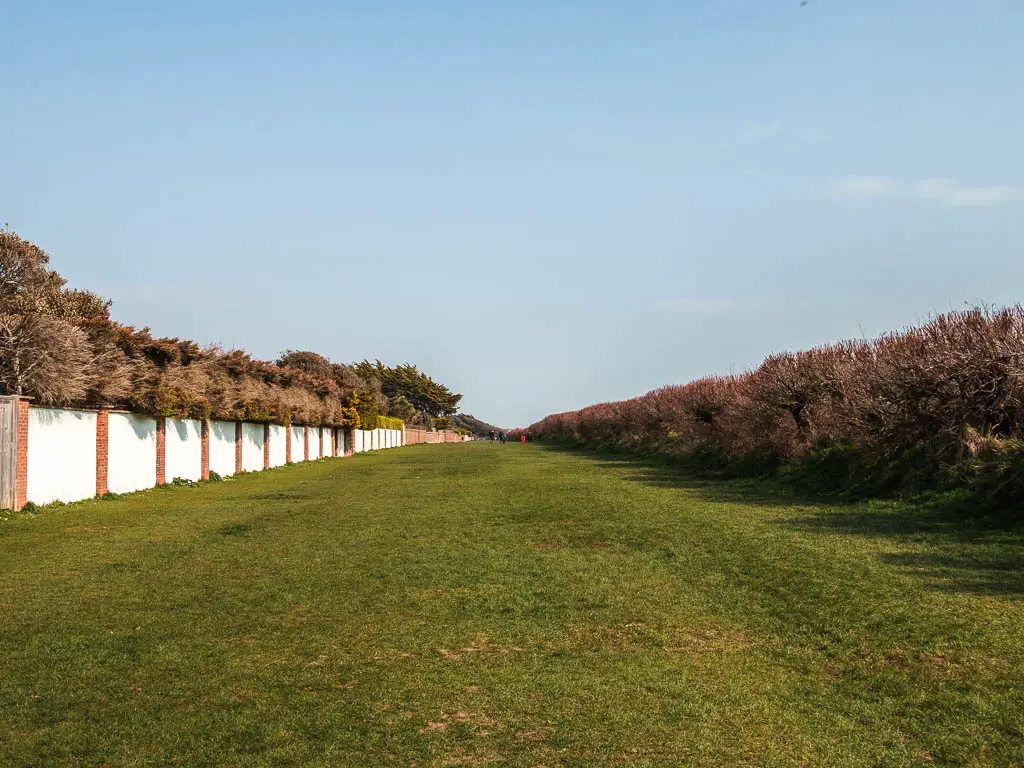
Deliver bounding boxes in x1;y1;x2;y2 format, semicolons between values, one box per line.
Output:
354;361;462;419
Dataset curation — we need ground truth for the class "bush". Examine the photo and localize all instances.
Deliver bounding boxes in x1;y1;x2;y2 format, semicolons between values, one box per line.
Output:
523;306;1024;502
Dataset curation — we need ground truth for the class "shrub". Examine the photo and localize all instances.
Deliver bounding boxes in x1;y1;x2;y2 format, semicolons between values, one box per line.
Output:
523;305;1024;500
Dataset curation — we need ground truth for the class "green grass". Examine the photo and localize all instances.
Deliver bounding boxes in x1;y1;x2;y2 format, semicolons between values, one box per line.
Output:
1;444;1022;767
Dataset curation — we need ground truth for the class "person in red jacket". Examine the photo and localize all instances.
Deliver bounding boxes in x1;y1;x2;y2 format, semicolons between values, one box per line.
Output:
520;434;526;443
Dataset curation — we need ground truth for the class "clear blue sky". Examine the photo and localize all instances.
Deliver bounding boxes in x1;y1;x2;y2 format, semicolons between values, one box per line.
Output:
3;1;1023;427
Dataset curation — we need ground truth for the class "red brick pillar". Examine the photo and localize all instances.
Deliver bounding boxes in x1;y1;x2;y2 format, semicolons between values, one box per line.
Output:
332;428;338;457
235;422;243;474
304;426;309;461
319;427;324;459
156;417;166;485
15;398;29;510
264;424;271;469
285;424;292;463
96;409;109;497
201;419;210;480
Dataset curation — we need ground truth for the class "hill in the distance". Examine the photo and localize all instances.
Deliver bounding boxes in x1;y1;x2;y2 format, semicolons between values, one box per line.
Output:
451;413;504;437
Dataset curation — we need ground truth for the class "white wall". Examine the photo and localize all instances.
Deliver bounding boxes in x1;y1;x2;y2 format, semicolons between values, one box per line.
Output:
310;427;322;460
241;422;264;472
107;412;157;494
353;430;364;453
165;418;202;482
268;424;287;467
288;425;303;461
27;408;97;505
209;420;236;477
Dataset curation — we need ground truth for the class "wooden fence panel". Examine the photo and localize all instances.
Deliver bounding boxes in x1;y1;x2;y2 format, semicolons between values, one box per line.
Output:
0;396;19;510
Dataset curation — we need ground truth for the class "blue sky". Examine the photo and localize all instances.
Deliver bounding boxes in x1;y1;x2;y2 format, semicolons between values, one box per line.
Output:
3;1;1023;427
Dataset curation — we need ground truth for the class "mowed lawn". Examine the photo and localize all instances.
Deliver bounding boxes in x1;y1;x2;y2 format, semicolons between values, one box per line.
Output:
1;444;1022;767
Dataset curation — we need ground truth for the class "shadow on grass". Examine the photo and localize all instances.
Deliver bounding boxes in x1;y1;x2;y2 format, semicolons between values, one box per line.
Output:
535;442;1024;598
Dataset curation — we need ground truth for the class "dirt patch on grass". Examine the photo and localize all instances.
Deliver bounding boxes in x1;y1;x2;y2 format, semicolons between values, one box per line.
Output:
515;726;554;742
437;754;501;766
435;636;527;662
418;710;495;735
559;622;750;656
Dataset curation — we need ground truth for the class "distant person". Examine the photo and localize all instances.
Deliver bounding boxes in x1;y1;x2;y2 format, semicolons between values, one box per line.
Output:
520;434;526;443
498;431;506;444
489;430;495;441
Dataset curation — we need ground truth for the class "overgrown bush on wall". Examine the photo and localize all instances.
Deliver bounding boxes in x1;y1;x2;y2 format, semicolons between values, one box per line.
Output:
0;230;452;429
518;306;1024;497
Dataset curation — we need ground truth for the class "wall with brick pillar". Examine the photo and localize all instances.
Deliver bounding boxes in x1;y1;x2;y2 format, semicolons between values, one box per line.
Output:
23;407;97;506
268;425;285;467
96;409;108;496
200;420;210;481
156;417;166;485
15;399;29;510
209;420;236;477
167;418;203;482
12;403;448;507
107;412;157;495
235;422;243;474
263;425;271;470
290;425;305;462
240;422;264;472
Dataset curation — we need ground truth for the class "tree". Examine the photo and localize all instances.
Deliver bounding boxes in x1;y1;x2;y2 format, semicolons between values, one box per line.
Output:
355;360;462;419
277;350;333;379
0;313;93;403
0;229;128;404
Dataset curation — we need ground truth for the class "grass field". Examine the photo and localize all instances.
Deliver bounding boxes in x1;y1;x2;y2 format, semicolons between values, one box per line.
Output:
1;443;1022;767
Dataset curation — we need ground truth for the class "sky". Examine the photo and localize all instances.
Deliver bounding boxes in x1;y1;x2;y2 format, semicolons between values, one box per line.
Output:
2;1;1023;427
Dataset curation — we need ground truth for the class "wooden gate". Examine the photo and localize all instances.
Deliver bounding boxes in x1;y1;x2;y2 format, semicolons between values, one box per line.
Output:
0;396;19;509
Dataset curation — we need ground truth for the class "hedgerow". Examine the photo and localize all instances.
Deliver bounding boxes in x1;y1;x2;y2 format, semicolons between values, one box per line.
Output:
518;307;1024;499
0;230;465;429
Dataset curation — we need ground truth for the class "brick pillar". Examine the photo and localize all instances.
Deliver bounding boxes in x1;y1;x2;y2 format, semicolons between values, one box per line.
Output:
286;424;292;463
96;409;109;497
264;424;271;469
235;422;243;474
156;417;166;485
332;428;338;457
304;426;309;461
201;419;210;480
319;427;325;459
15;399;29;510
